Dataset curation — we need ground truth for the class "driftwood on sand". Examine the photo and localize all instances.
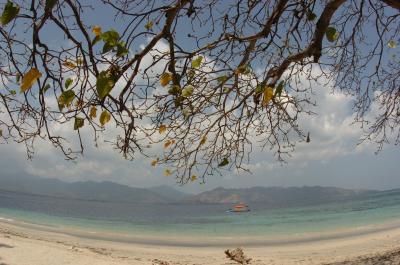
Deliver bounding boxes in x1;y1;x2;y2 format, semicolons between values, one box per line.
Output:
152;259;170;265
225;248;252;264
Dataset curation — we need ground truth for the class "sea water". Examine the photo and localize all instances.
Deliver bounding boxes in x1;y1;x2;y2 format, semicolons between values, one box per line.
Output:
1;189;400;237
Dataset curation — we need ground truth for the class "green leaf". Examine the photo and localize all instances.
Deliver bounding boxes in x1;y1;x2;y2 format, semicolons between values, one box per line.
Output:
242;66;251;75
307;12;317;21
92;35;101;46
187;70;195;79
168;85;181;95
275;81;284;97
255;84;264;94
116;42;128;57
191;56;203;69
182;108;191;118
65;78;73;89
99;29;120;54
0;129;2;137
10;90;16;95
102;42;114;54
218;157;229;167
58;90;75;110
101;29;119;46
217;75;228;84
96;71;115;100
15;73;20;83
326;27;339;42
43;84;51;93
1;1;20;26
74;117;84;130
181;85;194;98
174;96;184;107
99;110;111;126
45;0;57;12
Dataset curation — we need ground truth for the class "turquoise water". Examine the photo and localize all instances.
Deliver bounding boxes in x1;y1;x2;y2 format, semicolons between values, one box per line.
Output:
1;190;400;237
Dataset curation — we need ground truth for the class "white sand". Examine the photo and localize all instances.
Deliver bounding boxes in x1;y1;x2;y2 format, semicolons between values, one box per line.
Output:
1;220;400;265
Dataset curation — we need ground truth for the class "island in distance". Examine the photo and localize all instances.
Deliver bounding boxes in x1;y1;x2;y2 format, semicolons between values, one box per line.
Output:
0;174;383;208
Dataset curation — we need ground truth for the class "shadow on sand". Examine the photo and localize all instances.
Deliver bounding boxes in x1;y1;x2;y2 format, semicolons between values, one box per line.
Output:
0;244;12;265
0;243;12;249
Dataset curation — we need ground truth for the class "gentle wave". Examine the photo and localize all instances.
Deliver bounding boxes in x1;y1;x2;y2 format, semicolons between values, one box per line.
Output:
0;217;14;222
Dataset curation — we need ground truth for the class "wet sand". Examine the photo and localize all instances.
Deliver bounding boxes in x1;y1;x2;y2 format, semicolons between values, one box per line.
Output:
1;219;400;264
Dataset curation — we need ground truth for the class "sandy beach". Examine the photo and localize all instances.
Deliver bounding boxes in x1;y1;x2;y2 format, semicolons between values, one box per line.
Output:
1;219;400;265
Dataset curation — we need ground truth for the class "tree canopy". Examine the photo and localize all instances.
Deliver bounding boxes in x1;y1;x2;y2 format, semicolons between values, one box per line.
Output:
0;0;399;184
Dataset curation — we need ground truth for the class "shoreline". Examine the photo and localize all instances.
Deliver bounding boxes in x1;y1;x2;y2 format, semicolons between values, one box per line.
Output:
2;218;400;264
1;217;400;247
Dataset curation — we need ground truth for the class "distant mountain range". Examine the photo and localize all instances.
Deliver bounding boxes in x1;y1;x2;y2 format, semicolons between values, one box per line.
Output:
183;186;377;207
148;185;188;201
0;175;187;203
0;174;379;206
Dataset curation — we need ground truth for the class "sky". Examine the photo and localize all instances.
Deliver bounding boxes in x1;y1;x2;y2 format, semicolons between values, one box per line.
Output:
1;79;399;194
0;1;399;194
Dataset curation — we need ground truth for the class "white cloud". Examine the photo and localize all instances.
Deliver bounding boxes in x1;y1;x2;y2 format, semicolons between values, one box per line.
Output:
233;66;377;176
0;43;398;193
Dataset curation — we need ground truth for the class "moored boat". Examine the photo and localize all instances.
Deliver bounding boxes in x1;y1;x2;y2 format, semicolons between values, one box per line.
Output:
226;203;250;212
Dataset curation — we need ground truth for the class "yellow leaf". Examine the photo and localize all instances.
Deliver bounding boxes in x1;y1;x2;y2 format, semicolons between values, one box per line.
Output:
20;68;42;92
388;40;397;49
262;86;274;107
159;124;167;134
164;168;172;176
160;72;172;87
92;25;101;36
89;106;97;119
145;21;153;30
191;56;203;69
99;110;111;126
200;135;207;145
76;57;84;65
164;139;172;148
234;65;249;75
62;61;76;69
75;99;84;109
74;117;84;130
190;175;197;182
151;159;157;167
